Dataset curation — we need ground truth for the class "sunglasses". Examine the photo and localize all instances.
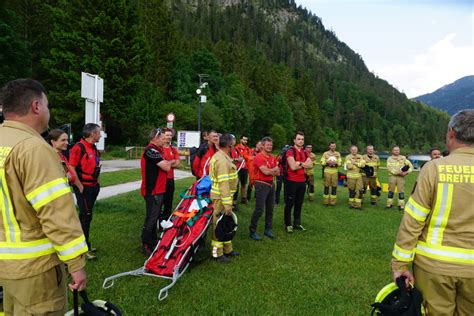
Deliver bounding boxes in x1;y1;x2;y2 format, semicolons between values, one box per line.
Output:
154;128;162;138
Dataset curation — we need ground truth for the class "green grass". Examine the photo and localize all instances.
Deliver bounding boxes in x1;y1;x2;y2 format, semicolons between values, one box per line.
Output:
99;169;141;187
79;166;418;315
100;146;129;160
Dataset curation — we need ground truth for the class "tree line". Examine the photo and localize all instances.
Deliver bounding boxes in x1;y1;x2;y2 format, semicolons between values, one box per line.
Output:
1;0;450;151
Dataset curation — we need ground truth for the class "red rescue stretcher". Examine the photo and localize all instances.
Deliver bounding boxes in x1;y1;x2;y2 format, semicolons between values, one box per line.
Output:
102;180;213;300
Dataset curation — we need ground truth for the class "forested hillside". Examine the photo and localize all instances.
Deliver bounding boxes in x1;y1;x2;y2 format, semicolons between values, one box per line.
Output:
1;0;449;150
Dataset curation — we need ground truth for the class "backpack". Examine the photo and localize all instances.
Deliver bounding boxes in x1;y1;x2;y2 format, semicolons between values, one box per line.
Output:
280;145;307;177
74;142;101;181
190;142;208;176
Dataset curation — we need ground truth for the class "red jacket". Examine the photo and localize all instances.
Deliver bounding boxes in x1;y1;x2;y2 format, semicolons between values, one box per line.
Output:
192;143;217;179
234;143;252;170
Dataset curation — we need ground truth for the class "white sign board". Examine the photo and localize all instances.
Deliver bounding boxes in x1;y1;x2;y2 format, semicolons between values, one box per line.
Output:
177;131;201;148
81;72;104;102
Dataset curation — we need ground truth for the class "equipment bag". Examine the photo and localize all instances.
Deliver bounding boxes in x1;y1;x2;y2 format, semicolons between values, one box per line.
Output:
371;276;424;316
66;290;122;316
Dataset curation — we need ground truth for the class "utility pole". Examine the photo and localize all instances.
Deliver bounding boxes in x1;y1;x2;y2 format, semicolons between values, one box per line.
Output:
196;74;209;132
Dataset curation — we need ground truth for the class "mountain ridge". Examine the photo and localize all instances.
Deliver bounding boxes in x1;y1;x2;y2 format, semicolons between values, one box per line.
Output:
414;76;474;115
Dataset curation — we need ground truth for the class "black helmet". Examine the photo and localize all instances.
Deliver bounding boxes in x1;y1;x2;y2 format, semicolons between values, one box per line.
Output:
400;165;410;172
370;276;425;316
214;212;238;242
361;165;375;177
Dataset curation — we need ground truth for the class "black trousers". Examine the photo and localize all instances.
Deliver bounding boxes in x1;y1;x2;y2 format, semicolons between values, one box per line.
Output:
284;180;306;227
162;179;175;221
142;194;164;247
249;182;275;232
74;184;100;250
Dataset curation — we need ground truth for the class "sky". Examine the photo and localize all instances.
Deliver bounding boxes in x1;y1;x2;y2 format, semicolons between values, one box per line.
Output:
295;0;474;97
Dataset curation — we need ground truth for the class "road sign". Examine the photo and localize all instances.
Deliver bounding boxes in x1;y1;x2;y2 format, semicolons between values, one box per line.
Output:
166;112;176;122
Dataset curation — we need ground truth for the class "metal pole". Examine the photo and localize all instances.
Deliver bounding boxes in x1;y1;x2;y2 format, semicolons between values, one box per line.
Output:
198;102;201;132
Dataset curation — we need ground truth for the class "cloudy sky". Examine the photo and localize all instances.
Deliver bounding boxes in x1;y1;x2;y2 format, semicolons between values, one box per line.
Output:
295;0;474;97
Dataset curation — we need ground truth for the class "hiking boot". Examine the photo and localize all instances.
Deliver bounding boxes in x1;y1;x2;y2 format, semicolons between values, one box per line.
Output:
286;226;294;233
294;225;306;231
398;206;404;211
371;201;377;205
386;205;393;209
89;247;97;253
264;229;275;239
249;231;262;241
85;251;97;260
224;251;240;257
214;255;231;264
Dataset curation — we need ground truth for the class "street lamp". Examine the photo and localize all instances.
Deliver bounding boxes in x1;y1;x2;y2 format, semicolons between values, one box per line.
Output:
196;74;209;132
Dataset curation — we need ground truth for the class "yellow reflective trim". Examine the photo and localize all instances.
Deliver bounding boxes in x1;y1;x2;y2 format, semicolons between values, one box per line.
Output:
437;184;453;245
55;235;88;261
427;183;453;245
375;282;398;303
0;168;20;243
26;178;66;200
416;241;474;264
0;238;55;260
392;244;415;262
26;177;71;211
211;240;223;247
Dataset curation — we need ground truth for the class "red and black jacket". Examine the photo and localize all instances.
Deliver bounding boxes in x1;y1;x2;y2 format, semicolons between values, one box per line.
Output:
141;143;167;196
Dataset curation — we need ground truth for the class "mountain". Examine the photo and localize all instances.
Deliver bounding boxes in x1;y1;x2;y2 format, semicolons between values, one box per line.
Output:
2;0;450;150
414;76;474;115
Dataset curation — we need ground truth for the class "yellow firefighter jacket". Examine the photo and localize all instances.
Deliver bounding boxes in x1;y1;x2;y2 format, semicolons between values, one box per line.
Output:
0;121;87;279
392;147;474;277
305;152;317;176
387;155;413;176
362;154;380;177
320;150;342;174
209;149;238;210
345;154;366;179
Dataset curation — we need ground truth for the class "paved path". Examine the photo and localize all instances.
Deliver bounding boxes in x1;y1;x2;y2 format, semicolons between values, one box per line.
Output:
101;159;140;173
97;169;193;200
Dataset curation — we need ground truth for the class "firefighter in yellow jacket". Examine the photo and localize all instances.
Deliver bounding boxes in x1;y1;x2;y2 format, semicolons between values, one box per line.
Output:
320;142;342;206
391;109;474;315
386;146;413;210
345;145;366;209
0;79;87;315
361;145;380;205
304;144;317;201
209;134;239;263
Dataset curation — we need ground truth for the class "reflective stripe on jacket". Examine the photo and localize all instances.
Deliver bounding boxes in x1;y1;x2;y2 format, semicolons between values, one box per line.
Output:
362;154;380;177
320;150;342;174
209;150;238;207
387;155;413;176
0;121;87;279
345;154;366;179
391;147;474;277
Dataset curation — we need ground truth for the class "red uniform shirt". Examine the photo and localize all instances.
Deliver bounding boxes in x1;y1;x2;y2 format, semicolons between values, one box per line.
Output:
234;143;251;170
286;146;307;182
140;143;167;196
162;145;179;179
253;152;277;182
69;139;100;186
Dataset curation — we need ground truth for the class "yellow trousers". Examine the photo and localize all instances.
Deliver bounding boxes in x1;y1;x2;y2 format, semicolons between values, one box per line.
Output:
211;199;233;258
414;265;474;316
0;264;67;316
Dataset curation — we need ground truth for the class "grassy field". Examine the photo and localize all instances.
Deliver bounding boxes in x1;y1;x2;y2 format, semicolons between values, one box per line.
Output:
78;166;418;315
99;169;141;187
